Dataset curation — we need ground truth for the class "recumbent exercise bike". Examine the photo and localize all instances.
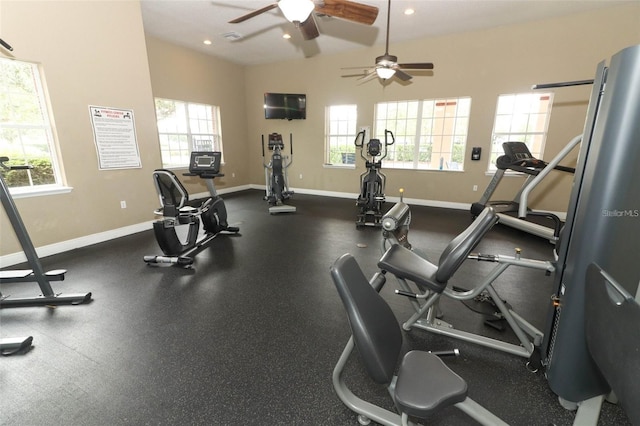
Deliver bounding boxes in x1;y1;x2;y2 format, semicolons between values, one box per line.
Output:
144;151;239;267
355;129;395;227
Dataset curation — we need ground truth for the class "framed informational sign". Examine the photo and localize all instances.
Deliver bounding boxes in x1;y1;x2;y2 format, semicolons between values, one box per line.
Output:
89;105;141;170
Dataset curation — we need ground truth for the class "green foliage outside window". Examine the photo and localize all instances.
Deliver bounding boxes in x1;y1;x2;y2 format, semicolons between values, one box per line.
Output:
0;157;55;187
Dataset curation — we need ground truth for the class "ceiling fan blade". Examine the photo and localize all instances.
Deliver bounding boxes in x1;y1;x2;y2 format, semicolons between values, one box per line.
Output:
357;69;376;79
228;3;278;24
394;69;413;81
299;15;320;40
315;0;379;25
342;69;373;78
357;71;378;84
397;63;435;70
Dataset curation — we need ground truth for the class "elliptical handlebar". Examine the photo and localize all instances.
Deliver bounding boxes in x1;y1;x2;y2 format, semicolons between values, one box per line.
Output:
354;130;366;148
379;129;395;162
0;156;32;171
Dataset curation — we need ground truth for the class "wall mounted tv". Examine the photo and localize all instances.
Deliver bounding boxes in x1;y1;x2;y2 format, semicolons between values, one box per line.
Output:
264;93;306;120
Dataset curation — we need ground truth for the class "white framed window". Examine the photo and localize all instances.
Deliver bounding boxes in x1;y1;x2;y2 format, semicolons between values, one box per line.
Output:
374;97;471;171
0;57;62;190
489;93;554;170
325;104;358;166
154;98;223;168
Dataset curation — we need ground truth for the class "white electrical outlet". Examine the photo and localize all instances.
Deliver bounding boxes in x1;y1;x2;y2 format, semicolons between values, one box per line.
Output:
473;185;478;192
299;174;303;179
120;200;127;208
232;172;235;178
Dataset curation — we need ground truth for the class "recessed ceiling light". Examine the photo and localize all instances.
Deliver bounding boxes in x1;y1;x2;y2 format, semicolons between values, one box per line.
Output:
203;39;212;45
282;33;292;39
404;8;415;15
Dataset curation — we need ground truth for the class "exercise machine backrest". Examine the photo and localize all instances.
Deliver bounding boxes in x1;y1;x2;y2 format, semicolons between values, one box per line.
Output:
331;253;403;385
584;263;640;424
437;206;499;283
153;169;190;215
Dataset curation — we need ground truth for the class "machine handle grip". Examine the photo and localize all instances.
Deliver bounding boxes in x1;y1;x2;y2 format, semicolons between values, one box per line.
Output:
429;349;460;357
385;129;395;146
468;253;498;262
354;129;365;147
0;157;32;171
395;289;418;298
289;133;293;156
0;38;13;52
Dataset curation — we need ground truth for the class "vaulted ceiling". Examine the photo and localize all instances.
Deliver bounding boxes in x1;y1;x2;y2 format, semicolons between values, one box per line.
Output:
140;0;630;66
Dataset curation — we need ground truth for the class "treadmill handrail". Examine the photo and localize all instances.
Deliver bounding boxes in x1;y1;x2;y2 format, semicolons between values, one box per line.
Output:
518;134;582;218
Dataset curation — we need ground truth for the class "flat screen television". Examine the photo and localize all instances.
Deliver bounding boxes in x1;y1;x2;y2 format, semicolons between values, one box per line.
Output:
264;93;306;120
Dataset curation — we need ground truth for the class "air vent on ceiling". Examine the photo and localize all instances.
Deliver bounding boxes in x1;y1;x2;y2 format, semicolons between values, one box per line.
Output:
221;31;243;42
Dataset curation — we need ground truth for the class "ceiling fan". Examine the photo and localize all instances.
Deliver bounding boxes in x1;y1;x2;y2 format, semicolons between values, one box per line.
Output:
228;0;379;41
342;0;434;82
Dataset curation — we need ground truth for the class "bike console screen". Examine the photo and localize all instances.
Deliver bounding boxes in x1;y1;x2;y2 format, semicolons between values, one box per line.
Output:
189;151;221;175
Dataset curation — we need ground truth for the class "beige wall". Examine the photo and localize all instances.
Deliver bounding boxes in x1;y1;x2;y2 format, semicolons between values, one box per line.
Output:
244;3;640;211
1;1;160;255
1;1;639;258
145;36;249;195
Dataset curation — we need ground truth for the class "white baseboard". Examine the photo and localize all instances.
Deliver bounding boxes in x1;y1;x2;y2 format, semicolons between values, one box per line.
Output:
0;221;154;268
0;185;564;267
191;183;252;199
259;184;472;211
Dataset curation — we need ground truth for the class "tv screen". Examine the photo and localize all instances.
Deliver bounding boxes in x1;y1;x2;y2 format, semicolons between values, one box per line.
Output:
264;93;306;120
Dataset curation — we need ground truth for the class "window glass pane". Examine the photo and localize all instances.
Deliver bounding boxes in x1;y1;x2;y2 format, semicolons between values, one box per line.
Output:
454;117;469;135
489;92;553;170
154;98;223;168
375;97;471;170
496;95;515;114
494;115;512;133
325;104;357;165
0;58;61;189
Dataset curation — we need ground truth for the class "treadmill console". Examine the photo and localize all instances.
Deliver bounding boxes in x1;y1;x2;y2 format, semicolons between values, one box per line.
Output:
502;142;533;161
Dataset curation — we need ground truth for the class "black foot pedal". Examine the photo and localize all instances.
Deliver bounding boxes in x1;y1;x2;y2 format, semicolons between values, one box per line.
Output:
484;318;506;331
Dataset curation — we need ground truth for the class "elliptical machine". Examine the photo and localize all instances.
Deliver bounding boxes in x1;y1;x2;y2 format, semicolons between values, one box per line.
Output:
355;129;395;227
144;151;239;267
1;156;92;354
262;133;295;214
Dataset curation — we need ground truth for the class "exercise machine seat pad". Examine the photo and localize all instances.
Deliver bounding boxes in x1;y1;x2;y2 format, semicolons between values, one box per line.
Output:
395;350;468;418
378;244;444;293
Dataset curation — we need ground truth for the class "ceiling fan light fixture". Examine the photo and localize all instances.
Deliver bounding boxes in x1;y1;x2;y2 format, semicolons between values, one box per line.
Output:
278;0;315;24
376;67;396;80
